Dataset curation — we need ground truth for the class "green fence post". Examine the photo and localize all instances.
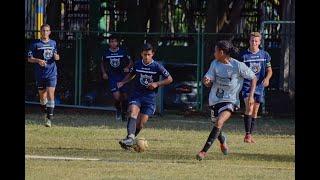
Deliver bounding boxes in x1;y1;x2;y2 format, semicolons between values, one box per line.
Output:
200;31;204;111
74;32;79;105
78;32;83;105
196;29;201;111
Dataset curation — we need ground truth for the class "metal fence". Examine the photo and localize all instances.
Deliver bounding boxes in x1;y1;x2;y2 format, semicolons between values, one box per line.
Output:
25;28;294;115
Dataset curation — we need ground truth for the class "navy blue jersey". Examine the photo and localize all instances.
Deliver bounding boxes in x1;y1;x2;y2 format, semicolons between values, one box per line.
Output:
240;49;271;91
102;47;131;78
27;39;58;79
131;59;170;98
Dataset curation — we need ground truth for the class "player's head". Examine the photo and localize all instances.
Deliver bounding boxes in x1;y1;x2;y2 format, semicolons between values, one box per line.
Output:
40;24;51;39
141;43;155;63
249;32;261;50
214;40;238;60
109;34;119;49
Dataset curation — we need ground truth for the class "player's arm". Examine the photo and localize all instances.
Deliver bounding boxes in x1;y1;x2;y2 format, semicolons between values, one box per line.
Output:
156;75;173;87
263;60;273;87
53;49;60;61
147;65;173;90
100;57;108;80
262;52;272;87
117;72;136;88
123;55;133;73
203;61;215;87
239;62;257;106
27;48;46;67
248;77;257;105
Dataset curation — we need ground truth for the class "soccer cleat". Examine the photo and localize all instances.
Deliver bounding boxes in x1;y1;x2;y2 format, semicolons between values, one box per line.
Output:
250;136;256;143
244;134;252;143
196;151;207;161
119;137;134;150
116;110;121;121
44;118;51;127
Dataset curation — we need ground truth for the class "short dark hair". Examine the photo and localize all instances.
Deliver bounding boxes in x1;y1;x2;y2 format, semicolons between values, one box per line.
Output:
109;34;119;41
40;24;50;30
216;40;239;56
141;43;154;52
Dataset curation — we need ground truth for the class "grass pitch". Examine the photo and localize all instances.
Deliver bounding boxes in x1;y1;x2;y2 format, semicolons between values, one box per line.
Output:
25;107;294;180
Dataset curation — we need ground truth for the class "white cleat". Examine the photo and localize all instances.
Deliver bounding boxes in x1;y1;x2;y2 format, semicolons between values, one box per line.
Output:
44;118;51;127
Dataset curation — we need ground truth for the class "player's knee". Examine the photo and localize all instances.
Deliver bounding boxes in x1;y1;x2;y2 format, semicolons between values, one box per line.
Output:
215;120;224;128
129;112;138;119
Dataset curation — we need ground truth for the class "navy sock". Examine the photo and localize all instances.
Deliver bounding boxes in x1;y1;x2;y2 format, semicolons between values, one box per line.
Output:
127;117;137;137
217;131;226;144
244;114;252;135
250;118;256;134
202;126;221;152
135;128;141;136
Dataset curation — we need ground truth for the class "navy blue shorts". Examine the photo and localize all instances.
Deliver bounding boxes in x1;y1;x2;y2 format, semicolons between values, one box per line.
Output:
36;76;57;90
129;95;156;116
210;102;237;118
242;91;264;103
108;76;128;93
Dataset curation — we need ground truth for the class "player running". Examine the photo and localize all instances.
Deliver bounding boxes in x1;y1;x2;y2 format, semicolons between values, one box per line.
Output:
117;43;173;149
101;34;133;121
240;32;273;143
196;40;257;161
27;24;60;127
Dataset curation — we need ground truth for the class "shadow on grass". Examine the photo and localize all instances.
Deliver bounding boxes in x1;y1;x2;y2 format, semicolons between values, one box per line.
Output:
25;105;295;135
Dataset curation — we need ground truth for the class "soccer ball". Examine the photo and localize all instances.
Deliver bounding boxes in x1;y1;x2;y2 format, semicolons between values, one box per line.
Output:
133;138;149;152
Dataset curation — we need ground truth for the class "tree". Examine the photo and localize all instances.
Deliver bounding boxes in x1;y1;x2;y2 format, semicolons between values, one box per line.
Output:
279;0;295;98
203;0;245;69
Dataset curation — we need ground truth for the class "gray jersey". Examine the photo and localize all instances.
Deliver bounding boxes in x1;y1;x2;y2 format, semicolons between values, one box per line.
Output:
205;58;255;107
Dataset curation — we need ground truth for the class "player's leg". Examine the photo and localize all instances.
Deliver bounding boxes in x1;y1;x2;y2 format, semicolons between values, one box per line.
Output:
119;103;141;149
197;109;232;160
135;113;149;137
250;95;262;143
109;78;122;121
134;99;155;137
44;77;57;127
120;92;129;121
243;95;254;143
210;105;227;148
112;91;122;121
38;89;47;121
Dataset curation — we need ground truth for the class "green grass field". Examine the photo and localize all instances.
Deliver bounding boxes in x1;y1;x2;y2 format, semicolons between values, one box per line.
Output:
25;107;295;180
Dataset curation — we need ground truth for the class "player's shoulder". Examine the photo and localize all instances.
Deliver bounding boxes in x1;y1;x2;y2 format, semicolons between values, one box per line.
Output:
239;49;250;56
133;59;142;67
31;39;41;45
258;49;270;56
49;39;57;44
230;58;242;65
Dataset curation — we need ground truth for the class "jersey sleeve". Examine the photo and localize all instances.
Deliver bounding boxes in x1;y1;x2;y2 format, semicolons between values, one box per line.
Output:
129;62;137;74
157;63;170;78
53;41;58;54
265;51;272;68
239;61;256;80
204;60;215;81
27;41;36;58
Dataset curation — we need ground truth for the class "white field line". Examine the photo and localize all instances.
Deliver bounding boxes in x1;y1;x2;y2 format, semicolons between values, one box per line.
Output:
26;155;294;170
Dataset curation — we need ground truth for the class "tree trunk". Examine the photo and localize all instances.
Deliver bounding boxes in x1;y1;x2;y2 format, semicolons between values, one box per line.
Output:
279;0;295;98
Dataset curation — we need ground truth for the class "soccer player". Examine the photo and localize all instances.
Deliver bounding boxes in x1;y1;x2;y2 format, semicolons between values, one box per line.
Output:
27;24;60;127
117;43;173;149
196;40;257;161
101;35;133;121
240;32;273;143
